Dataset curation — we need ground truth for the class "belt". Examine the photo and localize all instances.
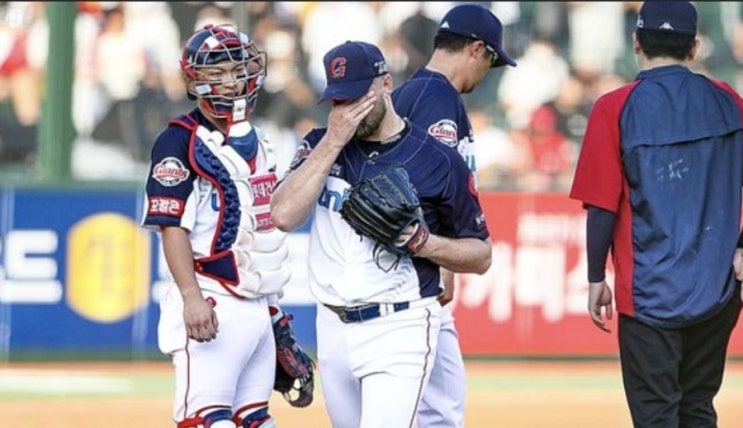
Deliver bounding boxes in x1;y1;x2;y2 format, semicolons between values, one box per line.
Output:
324;298;433;324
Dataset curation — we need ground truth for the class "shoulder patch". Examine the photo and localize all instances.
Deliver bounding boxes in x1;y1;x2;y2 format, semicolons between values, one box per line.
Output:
427;119;458;147
289;141;313;170
152;157;190;187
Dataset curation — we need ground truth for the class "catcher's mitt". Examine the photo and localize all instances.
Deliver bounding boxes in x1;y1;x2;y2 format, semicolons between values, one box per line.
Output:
273;311;315;408
340;164;430;271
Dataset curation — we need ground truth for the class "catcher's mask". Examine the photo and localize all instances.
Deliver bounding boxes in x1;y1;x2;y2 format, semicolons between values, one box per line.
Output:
180;24;266;122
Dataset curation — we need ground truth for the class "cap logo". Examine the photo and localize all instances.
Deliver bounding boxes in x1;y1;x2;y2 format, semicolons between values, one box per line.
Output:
329;57;347;79
440;21;450;29
635;2;697;35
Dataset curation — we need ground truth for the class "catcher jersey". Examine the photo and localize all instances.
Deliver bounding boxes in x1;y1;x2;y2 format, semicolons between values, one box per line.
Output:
570;65;743;327
392;68;476;176
141;108;290;298
283;120;489;306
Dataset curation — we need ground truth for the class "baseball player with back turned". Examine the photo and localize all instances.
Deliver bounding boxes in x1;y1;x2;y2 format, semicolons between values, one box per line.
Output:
140;24;291;428
270;40;492;428
392;5;516;426
570;2;743;426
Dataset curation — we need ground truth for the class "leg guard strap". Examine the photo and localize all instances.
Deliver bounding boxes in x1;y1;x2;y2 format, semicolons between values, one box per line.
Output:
204;409;234;428
178;408;234;428
234;407;275;428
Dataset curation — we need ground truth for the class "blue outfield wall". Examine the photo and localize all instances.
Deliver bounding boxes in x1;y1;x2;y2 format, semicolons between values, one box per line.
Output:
0;187;318;359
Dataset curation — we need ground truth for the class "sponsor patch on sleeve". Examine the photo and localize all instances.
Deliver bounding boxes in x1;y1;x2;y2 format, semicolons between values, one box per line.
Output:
427;119;459;147
147;197;185;217
152;157;190;187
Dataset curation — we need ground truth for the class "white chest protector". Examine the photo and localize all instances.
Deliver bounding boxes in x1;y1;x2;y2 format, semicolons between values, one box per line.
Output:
190;122;290;298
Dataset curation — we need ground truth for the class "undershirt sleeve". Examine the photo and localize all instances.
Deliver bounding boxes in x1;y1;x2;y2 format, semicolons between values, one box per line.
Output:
586;205;617;282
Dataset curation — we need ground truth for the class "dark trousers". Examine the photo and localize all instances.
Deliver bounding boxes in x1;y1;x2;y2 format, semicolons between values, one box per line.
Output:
618;286;742;428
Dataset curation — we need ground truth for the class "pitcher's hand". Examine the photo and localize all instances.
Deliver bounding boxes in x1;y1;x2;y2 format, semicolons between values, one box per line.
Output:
325;91;376;147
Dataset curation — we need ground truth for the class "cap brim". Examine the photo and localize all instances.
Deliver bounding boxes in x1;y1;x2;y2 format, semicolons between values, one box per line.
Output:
437;28;517;68
494;48;517;68
318;78;374;103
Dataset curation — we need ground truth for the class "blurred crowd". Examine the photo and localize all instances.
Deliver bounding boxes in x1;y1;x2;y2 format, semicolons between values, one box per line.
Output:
2;1;743;191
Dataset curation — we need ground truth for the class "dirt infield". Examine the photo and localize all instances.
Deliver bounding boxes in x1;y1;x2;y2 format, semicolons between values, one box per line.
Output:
0;359;741;427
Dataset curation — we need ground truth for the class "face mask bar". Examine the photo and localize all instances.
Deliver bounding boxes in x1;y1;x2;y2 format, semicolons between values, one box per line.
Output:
181;24;267;121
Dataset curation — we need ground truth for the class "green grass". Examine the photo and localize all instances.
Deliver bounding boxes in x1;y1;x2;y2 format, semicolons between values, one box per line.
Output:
0;370;173;400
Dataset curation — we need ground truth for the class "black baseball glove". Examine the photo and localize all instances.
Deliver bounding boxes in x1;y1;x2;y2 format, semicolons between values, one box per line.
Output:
273;311;315;408
340;164;430;271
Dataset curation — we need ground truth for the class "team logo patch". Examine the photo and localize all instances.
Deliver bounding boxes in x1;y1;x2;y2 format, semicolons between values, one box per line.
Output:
289;141;312;170
427;119;458;147
152;157;190;187
329;57;347;79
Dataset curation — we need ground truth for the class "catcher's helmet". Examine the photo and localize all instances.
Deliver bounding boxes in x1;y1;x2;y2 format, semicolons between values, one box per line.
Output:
180;24;266;121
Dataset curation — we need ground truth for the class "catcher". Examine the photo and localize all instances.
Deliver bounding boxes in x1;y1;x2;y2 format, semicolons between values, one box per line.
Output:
270;41;492;428
141;24;313;428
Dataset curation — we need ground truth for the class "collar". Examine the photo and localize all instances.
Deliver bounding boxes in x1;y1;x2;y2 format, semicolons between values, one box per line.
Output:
636;64;691;80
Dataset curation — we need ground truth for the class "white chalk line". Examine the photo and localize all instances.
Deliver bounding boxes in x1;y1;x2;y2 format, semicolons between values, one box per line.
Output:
0;369;133;395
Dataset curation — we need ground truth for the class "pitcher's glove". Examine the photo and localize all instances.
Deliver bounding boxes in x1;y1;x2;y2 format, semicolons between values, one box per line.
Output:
273;311;315;408
340;164;430;271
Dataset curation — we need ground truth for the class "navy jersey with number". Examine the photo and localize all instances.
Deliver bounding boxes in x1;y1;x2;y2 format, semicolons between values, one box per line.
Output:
283;120;489;306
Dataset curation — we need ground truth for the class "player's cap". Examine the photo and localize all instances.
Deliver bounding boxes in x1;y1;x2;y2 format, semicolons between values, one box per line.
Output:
636;1;697;35
319;41;389;103
437;4;516;68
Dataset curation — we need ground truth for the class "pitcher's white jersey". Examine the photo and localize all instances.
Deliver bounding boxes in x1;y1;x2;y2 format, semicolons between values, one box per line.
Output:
281;121;489;307
309;175;422;305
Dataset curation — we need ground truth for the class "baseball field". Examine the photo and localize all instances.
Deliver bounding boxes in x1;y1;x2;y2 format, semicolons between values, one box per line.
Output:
0;358;741;427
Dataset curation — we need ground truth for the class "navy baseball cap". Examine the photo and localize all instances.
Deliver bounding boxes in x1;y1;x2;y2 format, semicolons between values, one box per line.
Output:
437;4;516;68
319;41;389;103
636;1;697;35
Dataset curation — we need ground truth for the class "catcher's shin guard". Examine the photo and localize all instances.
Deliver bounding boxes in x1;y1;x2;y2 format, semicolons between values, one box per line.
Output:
178;408;236;428
233;405;275;428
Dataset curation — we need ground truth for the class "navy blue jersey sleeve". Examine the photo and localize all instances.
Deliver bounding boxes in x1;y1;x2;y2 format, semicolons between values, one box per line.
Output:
142;125;196;228
438;149;489;240
586;205;616;282
281;127;327;180
410;134;489;240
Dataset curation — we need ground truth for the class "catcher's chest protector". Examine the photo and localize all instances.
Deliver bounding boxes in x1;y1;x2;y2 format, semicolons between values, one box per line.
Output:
170;115;291;298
